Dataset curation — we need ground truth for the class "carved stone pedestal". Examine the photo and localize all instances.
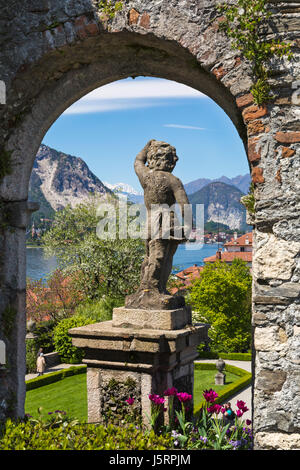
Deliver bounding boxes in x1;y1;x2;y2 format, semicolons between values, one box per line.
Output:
69;306;208;426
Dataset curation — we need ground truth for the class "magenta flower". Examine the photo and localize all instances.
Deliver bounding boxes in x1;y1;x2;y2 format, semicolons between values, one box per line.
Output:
149;394;165;406
177;392;192;403
236;409;243;418
207;403;222;414
163;387;178;396
236;400;246;410
246;419;252;426
126;397;135;405
203;389;218;403
236;400;248;413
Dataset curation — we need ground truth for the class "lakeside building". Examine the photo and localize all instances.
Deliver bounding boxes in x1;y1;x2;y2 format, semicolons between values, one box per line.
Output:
203;232;252;268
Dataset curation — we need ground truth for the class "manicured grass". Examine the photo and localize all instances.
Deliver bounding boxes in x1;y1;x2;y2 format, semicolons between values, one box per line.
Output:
25;367;241;422
193;368;239;409
25;372;87;422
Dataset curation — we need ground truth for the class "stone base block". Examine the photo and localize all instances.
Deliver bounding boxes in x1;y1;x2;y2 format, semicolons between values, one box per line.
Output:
69;318;209;426
112;306;192;330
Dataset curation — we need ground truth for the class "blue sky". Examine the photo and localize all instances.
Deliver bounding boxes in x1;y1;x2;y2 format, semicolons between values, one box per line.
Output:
43;77;249;192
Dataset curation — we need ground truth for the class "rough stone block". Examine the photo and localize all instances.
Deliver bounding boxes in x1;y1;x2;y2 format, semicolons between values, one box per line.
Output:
112;306;192;330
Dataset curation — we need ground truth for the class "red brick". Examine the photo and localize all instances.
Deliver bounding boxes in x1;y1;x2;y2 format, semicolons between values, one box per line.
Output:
275;169;282;184
252;167;265;184
247;120;265;136
248;137;261;162
74;15;99;39
129;8;139;25
236;93;254;108
281;146;296;158
213;65;226;80
139;12;150;28
275;131;300;144
85;22;99;36
243;104;268;122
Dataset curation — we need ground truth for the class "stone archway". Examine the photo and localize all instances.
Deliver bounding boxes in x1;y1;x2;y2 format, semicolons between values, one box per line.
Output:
0;0;299;450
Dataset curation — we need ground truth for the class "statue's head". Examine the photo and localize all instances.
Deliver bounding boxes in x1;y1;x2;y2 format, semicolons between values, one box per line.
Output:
146;140;178;173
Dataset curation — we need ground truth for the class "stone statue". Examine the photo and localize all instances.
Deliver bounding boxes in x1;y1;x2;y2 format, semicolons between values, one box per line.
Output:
125;139;192;310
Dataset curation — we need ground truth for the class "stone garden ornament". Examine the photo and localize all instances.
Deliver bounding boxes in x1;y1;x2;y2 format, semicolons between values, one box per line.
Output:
125;139;193;310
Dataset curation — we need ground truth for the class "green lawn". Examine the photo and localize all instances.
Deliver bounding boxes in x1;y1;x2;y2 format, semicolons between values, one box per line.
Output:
25;373;87;422
193;369;239;409
25;368;240;422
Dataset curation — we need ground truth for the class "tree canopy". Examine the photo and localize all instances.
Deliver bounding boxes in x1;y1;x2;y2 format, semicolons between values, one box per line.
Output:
42;195;145;301
188;259;252;353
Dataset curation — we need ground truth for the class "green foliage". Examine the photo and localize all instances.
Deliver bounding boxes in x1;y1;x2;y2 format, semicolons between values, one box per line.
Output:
74;296;123;322
218;0;293;105
197;350;251;361
97;0;123;19
53;315;96;363
25;340;38;374
42;196;145;301
240;182;255;215
0;418;172;450
33;320;56;354
189;259;252;352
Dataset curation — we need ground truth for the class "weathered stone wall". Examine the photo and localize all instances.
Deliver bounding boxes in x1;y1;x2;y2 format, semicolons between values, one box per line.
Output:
0;0;299;449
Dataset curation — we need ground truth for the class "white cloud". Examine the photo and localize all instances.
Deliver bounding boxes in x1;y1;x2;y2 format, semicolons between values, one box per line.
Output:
63;78;206;115
163;124;206;130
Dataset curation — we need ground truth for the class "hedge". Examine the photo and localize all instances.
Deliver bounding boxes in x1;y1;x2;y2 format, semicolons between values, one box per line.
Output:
0;421;173;450
26;365;87;391
197;351;252;361
194;362;252;417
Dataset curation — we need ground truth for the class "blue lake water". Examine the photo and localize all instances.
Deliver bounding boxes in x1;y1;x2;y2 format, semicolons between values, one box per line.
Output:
26;243;220;281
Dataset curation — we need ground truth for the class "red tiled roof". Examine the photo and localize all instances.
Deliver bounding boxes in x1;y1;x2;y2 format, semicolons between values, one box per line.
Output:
175;265;203;279
204;251;252;263
224;232;253;247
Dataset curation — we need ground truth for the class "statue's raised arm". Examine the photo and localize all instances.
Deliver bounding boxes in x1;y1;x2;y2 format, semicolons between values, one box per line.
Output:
134;139;154;187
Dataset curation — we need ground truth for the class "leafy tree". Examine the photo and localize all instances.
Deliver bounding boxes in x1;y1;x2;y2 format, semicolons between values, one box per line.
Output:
42;195;145;301
188;259;252;353
26;270;82;323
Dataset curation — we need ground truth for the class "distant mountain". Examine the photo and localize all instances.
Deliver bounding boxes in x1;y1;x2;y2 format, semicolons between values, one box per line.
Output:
188;181;250;231
184;174;251;195
104;182;142;196
29;144;111;220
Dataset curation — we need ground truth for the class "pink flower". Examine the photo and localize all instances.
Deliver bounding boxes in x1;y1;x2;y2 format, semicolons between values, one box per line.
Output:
221;407;226;414
177;392;192;403
203;389;218;403
236;400;246;410
126;397;135;405
163;387;178;396
207;404;222;414
236;400;248;413
236;409;243;418
149;394;165;406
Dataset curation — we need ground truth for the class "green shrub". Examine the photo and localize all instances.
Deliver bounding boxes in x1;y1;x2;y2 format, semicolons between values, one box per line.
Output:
34;320;56;353
197;350;251;361
0;418;173;450
26;339;38;374
26;365;86;391
53;315;96;363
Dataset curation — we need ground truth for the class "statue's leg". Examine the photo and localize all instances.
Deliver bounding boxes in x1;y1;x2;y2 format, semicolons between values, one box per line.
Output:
144;239;167;293
138;239;150;290
160;240;179;294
